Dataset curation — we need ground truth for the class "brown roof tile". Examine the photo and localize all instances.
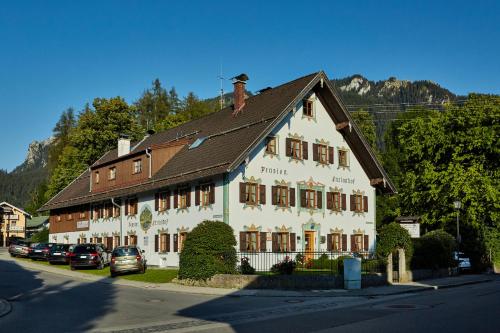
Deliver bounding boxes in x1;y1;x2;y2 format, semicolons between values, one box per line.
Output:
41;72;320;211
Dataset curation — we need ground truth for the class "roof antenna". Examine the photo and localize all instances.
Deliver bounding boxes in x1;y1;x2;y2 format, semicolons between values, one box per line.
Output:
217;62;225;110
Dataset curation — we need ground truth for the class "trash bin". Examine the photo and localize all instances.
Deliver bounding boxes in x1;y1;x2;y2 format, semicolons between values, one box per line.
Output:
344;257;361;289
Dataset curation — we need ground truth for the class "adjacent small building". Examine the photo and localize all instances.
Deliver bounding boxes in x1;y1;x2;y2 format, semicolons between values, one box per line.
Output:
25;216;49;239
40;71;396;266
0;202;31;246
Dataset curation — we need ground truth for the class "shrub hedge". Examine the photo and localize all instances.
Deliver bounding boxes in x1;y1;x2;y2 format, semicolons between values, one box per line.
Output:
178;220;237;280
412;230;456;269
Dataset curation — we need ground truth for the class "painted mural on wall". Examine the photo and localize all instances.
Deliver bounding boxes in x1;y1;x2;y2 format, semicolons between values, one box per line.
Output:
140;205;152;232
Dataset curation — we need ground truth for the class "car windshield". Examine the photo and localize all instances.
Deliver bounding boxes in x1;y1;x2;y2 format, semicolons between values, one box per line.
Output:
34;243;48;249
73;245;96;254
18;241;30;246
52;244;69;251
113;247;139;257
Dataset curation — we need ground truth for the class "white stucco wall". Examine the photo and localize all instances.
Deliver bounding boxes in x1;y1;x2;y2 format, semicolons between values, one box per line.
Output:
228;93;376;253
50;92;378;267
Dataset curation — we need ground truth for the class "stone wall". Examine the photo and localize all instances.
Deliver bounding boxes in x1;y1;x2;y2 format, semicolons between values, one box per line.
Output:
174;273;388;290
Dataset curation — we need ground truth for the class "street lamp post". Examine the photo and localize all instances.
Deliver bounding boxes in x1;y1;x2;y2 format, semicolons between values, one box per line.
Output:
454;200;461;250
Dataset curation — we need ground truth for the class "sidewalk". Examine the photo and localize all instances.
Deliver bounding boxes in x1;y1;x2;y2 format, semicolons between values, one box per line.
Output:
3;255;495;298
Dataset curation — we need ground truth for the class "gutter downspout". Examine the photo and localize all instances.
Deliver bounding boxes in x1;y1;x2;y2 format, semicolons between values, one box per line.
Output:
111;198;123;245
146;148;152;179
223;173;230;224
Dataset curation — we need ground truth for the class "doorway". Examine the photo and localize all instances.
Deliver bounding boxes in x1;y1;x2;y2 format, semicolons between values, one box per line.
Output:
304;231;315;261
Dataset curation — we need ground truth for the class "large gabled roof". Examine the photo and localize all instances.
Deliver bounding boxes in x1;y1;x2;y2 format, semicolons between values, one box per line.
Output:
40;71;395;212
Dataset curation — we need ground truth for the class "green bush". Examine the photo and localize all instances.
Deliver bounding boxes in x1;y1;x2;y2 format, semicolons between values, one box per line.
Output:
376;222;413;260
412;230;456;269
270;256;296;275
239;257;256;275
178;220;237;280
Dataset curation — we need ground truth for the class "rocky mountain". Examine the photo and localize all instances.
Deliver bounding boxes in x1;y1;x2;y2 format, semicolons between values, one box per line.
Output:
0;138;52;208
331;74;458;106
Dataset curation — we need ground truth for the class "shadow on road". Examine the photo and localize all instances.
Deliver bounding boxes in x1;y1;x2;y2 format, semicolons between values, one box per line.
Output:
0;259;116;332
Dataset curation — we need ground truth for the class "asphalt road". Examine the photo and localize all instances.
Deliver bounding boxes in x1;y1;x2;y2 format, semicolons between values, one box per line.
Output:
0;248;499;333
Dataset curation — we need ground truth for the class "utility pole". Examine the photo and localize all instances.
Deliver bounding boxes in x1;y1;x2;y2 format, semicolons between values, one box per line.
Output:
454;200;461;251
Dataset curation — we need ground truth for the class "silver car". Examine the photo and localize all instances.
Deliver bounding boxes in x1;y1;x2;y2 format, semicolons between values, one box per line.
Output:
110;246;147;277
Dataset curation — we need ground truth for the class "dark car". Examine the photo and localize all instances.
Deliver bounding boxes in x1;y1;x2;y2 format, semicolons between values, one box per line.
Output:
110;246;147;277
8;240;31;257
48;244;74;264
70;243;111;270
29;243;55;261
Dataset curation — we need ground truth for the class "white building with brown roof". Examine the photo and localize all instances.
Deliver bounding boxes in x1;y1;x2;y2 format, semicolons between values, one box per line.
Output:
40;71;395;267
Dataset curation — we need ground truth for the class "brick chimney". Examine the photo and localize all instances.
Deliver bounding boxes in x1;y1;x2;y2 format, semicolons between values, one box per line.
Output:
232;73;249;115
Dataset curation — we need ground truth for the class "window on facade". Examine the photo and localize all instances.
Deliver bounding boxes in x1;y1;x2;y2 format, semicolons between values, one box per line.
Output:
159;192;169;211
354;234;363;252
318;144;328;164
129;235;137;246
332;192;341;211
303;99;313;117
355;194;363;212
105;204;113;218
273;186;289;207
244;232;258;252
95;171;100;184
56;215;61;222
133;159;142;174
277;232;289;252
291;139;302;159
338;149;349;167
245;183;258;205
67;212;73;220
331;233;341;251
179;188;190;209
306;189;316;209
127;199;138;215
96;237;103;244
178;232;187;252
113;205;120;217
266;137;277;155
108;167;116;180
79;210;86;219
160;233;169;252
114;236;120;248
200;184;211;206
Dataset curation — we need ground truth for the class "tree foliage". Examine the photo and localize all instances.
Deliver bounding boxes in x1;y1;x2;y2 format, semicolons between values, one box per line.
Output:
178;220;237;280
381;95;500;268
376;222;413;260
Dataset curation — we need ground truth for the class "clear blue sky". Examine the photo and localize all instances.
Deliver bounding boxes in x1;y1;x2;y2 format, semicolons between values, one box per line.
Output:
1;0;499;171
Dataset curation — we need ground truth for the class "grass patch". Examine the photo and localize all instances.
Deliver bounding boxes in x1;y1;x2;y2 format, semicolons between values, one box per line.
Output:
14;257;178;283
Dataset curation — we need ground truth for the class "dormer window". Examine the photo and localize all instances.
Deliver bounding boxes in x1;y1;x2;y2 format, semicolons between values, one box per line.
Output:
108;167;116;180
95;171;100;184
133;159;142;174
303;99;313;117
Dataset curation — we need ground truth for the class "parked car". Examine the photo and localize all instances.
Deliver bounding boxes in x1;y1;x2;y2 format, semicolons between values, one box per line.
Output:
48;244;74;265
70;243;111;270
29;243;55;261
110;246;147;277
8;240;31;257
453;251;472;271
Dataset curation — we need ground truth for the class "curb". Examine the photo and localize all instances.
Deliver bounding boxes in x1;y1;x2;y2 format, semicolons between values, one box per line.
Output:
0;299;12;318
